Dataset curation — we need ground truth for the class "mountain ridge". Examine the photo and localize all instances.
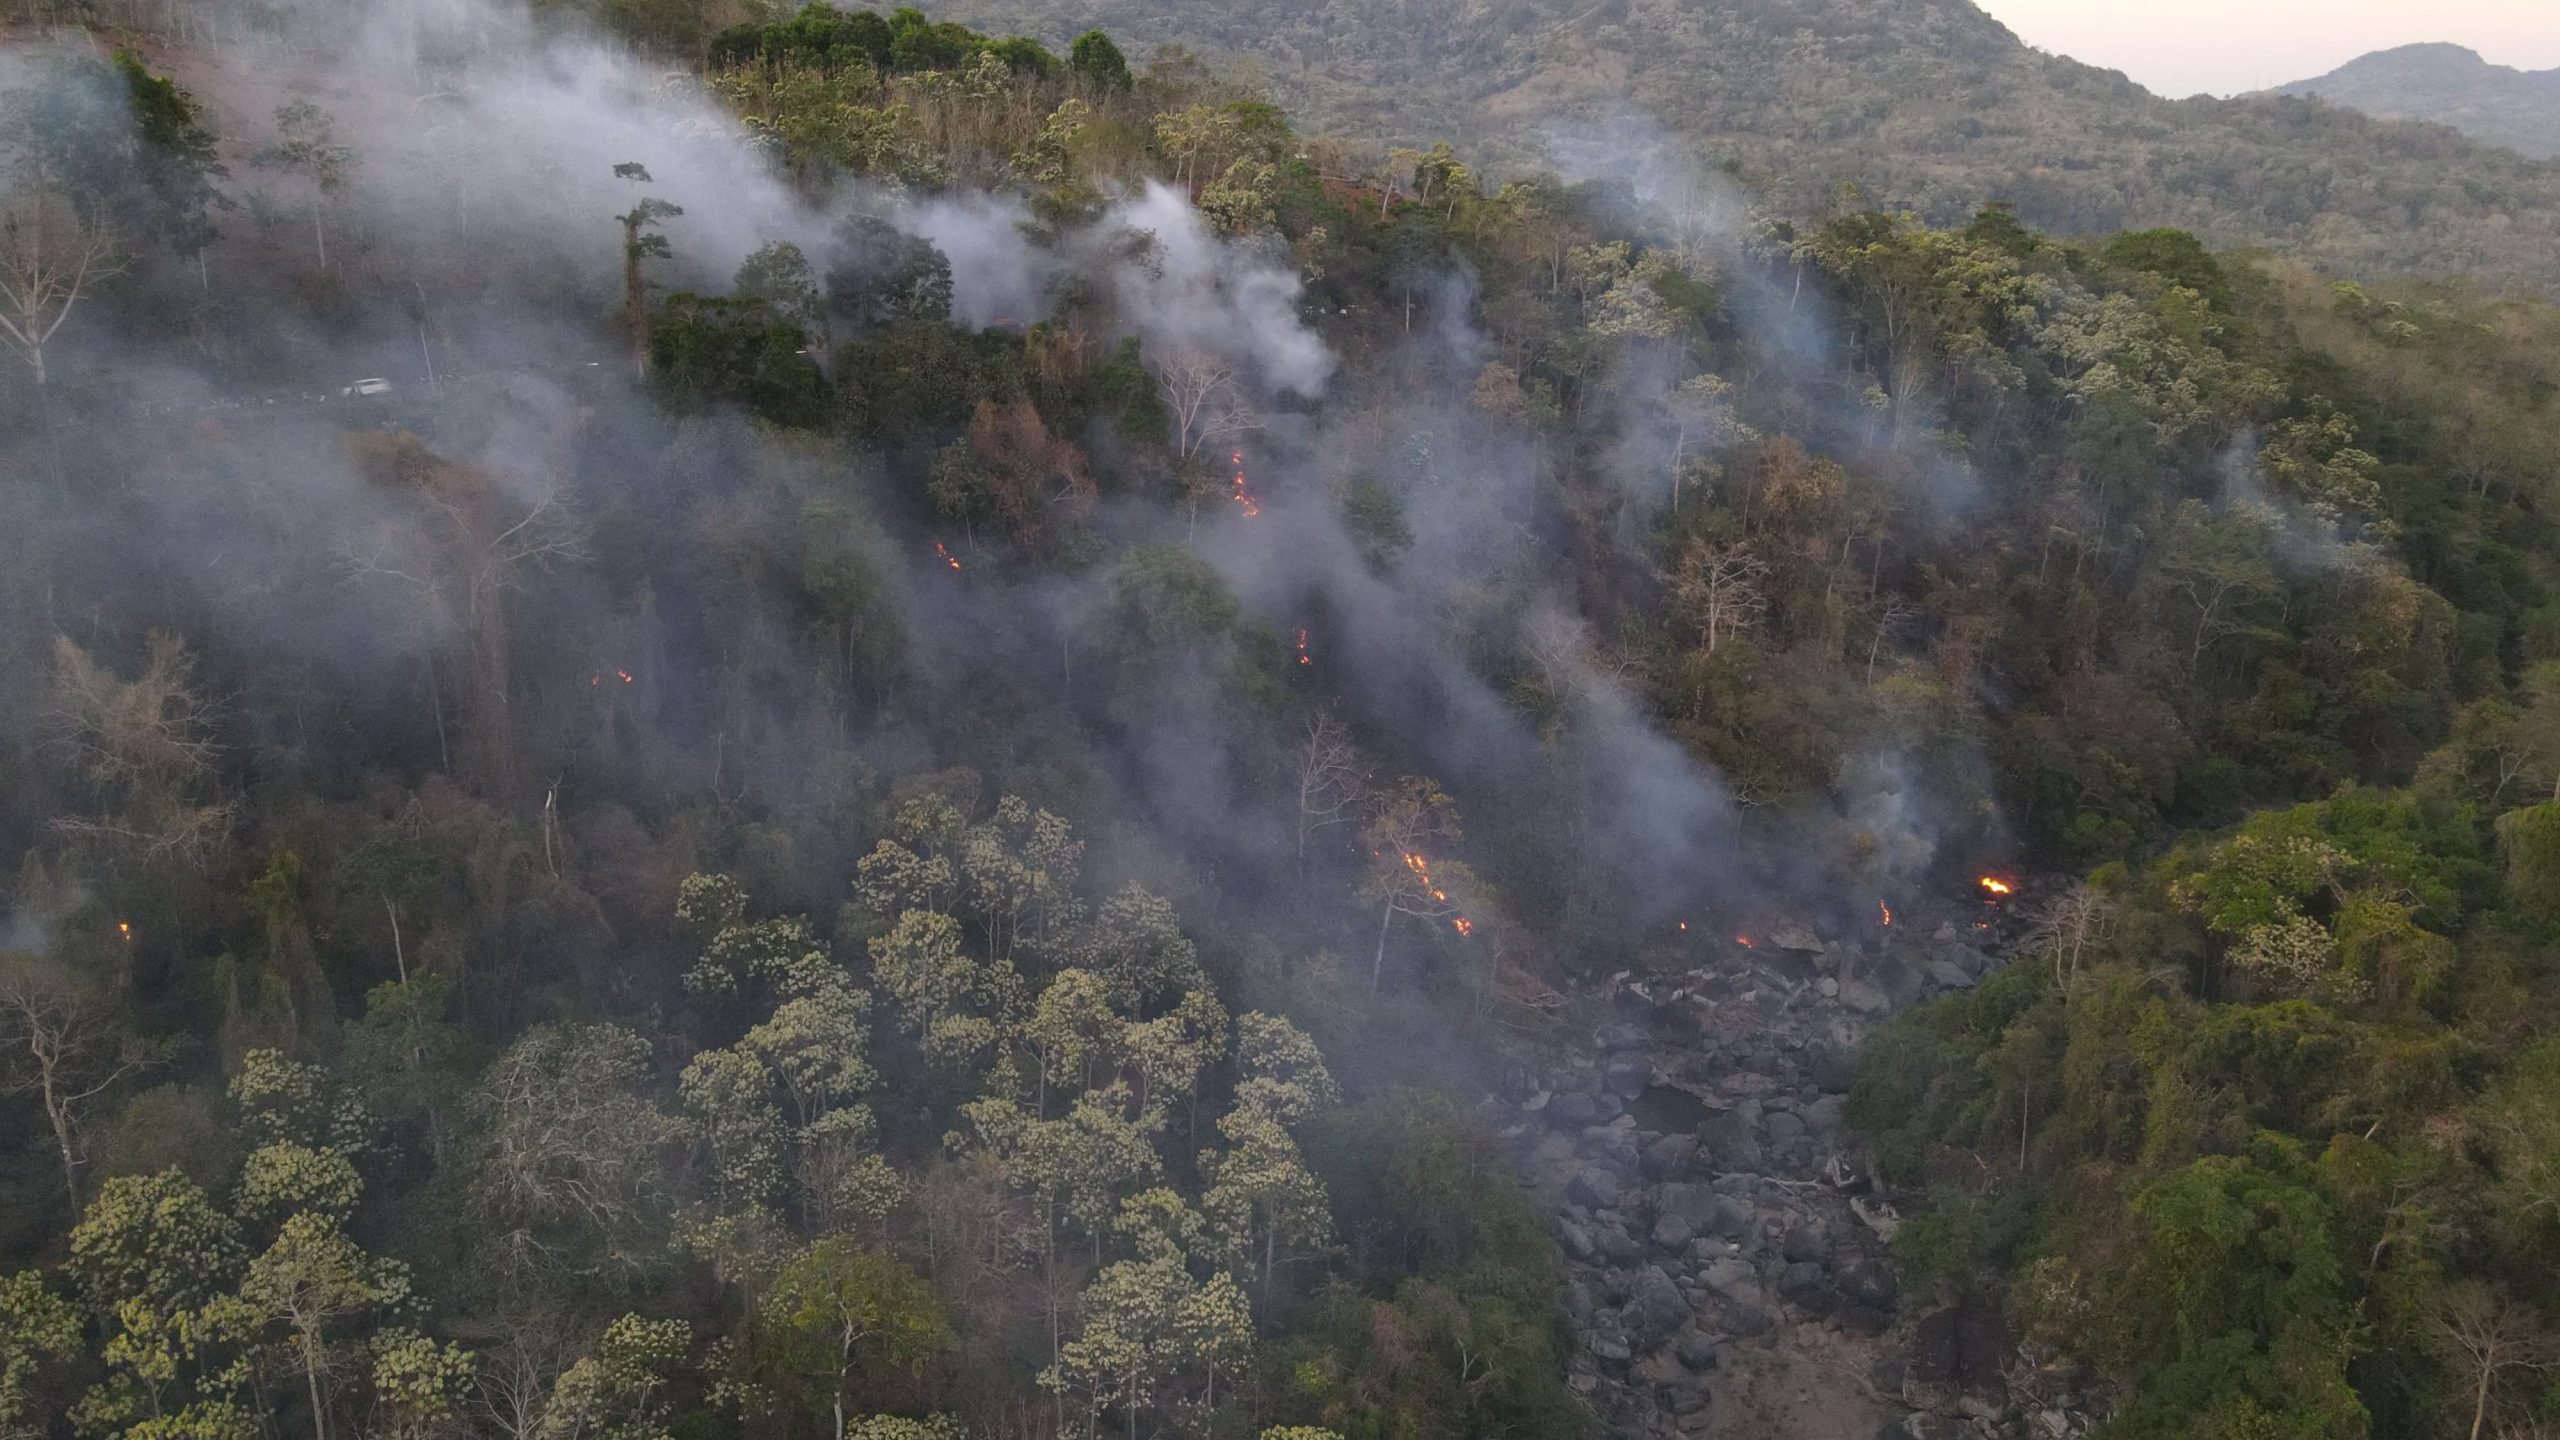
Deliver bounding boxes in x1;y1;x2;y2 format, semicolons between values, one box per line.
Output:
2268;41;2560;159
923;0;2560;294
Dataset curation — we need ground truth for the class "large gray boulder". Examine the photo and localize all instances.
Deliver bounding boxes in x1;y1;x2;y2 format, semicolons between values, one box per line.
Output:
1777;1260;1839;1315
1837;1257;1901;1309
1702;1256;1764;1308
1625;1264;1692;1338
1569;1165;1626;1210
1641;1133;1701;1179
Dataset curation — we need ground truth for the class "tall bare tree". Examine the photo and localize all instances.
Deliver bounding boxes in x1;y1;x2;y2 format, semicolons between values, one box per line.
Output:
50;632;233;866
1666;538;1771;656
1151;348;1261;461
2023;883;2117;995
1292;710;1365;862
2426;1283;2558;1440
0;952;155;1213
0;188;123;387
1864;594;1918;684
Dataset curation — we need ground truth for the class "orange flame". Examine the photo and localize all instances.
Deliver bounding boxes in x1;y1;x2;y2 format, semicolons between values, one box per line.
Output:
1979;876;2013;897
1229;451;1261;518
1879;900;1894;926
935;542;963;571
616;669;634;685
1402;851;1472;934
116;921;132;942
1735;934;1755;948
1296;628;1312;666
1678;920;1689;932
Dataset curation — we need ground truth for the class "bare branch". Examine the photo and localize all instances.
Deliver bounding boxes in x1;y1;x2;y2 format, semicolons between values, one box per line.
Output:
1152;347;1263;460
0;187;125;385
1665;538;1771;656
1294;710;1367;860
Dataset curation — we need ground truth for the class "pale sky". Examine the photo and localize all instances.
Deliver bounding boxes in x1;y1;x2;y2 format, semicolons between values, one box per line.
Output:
1971;0;2560;97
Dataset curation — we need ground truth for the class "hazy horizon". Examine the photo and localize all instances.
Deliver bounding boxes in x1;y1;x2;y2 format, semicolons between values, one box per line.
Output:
1973;0;2560;98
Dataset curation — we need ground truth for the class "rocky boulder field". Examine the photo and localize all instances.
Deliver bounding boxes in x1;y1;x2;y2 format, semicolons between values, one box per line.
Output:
1492;902;2092;1439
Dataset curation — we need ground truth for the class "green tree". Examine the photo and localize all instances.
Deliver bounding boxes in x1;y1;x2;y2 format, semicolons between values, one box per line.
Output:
234;1143;362;1229
240;1211;416;1440
1342;480;1413;572
13;52;227;258
1107;545;1238;655
650;293;827;427
1024;967;1124;1104
1079;886;1207;1012
536;1313;690;1440
66;1171;257;1437
366;1328;473;1440
741;984;877;1134
0;1272;78;1440
738;1240;951;1440
229;1049;373;1159
2478;1037;2560;1235
825;215;952;336
1230;1014;1338;1129
679;1045;788;1217
68;1168;245;1315
1199;1104;1329;1309
255;99;352;269
2156;500;2283;677
341;972;468;1162
1068;31;1132;94
1043;1190;1252;1440
2499;801;2560;931
963;1083;1167;1366
2105;1137;2366;1436
2100;228;2233;311
1124;989;1228;1120
868;909;998;1062
735;240;827;347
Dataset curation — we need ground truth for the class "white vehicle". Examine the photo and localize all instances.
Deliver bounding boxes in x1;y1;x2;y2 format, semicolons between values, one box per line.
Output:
342;378;393;397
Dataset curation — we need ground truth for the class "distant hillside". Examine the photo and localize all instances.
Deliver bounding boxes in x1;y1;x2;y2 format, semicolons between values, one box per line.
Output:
2270;43;2560;160
929;0;2560;294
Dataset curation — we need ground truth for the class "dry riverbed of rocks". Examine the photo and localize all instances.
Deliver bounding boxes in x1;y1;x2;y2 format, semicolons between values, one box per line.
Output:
1491;907;2092;1439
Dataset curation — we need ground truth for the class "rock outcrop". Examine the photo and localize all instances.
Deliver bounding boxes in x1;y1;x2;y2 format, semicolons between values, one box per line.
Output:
1495;905;2086;1438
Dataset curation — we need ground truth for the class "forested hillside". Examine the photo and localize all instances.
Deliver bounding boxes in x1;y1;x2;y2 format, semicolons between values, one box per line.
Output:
0;2;2556;1439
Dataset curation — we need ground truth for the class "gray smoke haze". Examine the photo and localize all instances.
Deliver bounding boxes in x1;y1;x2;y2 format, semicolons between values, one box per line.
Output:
1534;112;2023;897
0;0;1985;972
1546;112;1992;515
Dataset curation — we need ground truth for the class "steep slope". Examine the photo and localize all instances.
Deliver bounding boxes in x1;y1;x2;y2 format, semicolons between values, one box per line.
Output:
931;0;2560;294
2270;42;2560;160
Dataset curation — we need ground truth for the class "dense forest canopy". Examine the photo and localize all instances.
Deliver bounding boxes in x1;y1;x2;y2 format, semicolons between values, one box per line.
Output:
0;1;2554;1438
